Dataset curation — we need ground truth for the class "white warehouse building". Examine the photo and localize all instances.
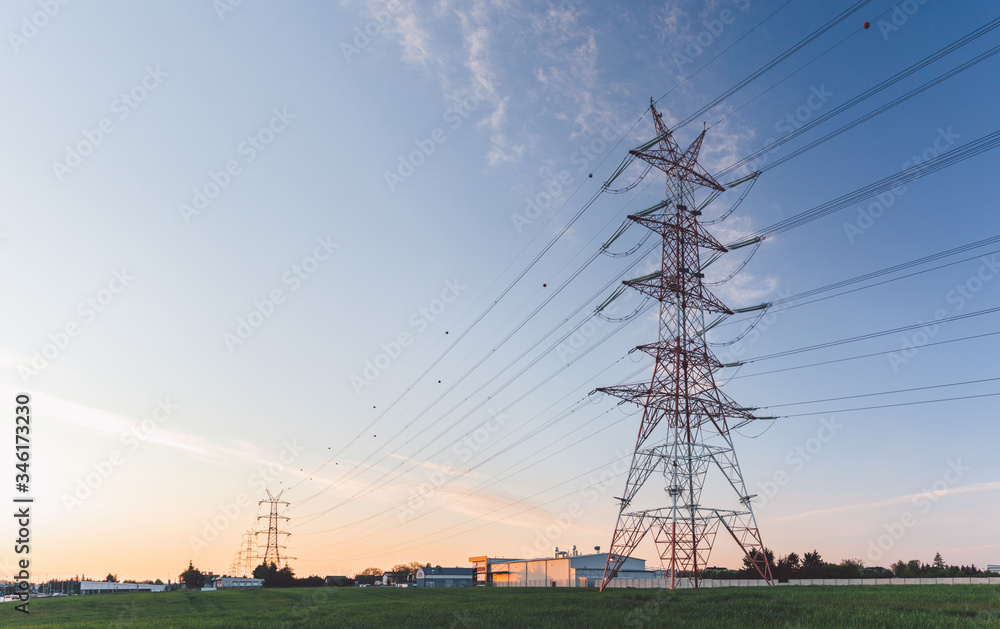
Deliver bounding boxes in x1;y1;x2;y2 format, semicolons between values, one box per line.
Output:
415;566;475;588
470;546;658;587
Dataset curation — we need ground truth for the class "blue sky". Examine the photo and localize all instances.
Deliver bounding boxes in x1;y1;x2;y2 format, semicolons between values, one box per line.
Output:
1;0;998;581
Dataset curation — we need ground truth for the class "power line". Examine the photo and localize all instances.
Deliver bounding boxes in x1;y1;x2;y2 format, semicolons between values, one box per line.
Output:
710;237;1000;333
751;43;1000;176
768;375;1000;408
740;304;1000;364
305;0;879;485
782;391;1000;418
731;330;1000;380
656;0;796;105
293;360;652;542
718;16;1000;177
753;128;1000;238
672;0;872;129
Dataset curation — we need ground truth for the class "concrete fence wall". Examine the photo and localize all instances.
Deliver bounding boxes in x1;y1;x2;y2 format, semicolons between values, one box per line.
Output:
603;577;1000;589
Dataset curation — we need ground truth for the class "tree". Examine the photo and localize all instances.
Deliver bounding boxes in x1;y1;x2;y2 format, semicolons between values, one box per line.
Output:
742;547;774;577
390;562;426;582
785;552;801;570
355;566;383;586
890;559;922;578
253;562;297;588
839;558;864;578
802;550;822;569
298;575;325;588
105;573;118;583
797;550;823;578
253;562;271;580
774;552;801;581
933;552;945;570
179;561;205;590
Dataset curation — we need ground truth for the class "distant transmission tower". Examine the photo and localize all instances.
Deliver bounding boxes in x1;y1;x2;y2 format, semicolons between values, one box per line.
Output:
598;101;773;590
229;529;257;577
239;529;256;577
255;489;294;569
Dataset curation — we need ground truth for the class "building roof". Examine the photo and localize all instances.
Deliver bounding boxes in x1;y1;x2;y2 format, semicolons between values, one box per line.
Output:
420;567;474;576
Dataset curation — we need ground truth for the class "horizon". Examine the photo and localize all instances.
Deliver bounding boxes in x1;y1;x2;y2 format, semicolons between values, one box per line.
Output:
2;0;999;585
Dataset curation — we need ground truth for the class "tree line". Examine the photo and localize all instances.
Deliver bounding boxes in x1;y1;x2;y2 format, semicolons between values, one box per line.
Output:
702;549;998;581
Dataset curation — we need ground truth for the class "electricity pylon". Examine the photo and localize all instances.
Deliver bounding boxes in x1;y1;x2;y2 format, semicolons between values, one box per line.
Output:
598;101;772;590
240;529;257;576
255;489;294;569
229;529;257;577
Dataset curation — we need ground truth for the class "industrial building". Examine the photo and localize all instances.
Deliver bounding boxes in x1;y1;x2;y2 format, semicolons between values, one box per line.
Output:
414;566;475;588
45;581;167;595
470;546;659;587
206;576;263;590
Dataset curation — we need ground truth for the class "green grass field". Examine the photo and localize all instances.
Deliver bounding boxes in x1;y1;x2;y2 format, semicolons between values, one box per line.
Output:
5;585;1000;628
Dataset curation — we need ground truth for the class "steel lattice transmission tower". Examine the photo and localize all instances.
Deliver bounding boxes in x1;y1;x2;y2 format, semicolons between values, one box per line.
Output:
598;101;773;590
255;489;294;569
239;529;256;577
229;529;258;577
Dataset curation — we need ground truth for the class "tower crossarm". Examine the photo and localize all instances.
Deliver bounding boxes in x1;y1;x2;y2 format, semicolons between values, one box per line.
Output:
627;213;728;253
626;101;726;193
623;275;733;315
634;341;724;370
596;385;755;423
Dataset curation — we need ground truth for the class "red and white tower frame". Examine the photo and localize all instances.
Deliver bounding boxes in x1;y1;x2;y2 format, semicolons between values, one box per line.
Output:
599;101;772;590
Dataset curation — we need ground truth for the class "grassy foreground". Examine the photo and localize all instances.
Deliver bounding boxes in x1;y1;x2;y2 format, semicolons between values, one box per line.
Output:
4;585;1000;628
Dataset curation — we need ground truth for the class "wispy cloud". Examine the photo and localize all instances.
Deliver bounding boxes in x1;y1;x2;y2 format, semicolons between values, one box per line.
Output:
775;481;1000;522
